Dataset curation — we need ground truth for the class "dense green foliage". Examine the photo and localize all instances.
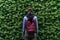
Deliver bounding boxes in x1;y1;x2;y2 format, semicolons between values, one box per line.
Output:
0;0;60;40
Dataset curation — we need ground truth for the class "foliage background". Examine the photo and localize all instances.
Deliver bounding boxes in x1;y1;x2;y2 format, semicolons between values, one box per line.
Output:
0;0;60;40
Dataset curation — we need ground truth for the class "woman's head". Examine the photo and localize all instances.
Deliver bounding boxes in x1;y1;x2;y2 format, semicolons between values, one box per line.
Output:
27;7;33;14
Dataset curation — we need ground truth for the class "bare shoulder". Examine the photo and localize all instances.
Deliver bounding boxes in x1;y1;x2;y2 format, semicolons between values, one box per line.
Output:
33;16;37;19
24;16;28;20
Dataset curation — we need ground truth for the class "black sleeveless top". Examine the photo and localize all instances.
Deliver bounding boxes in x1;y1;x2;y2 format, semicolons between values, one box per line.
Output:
26;13;35;23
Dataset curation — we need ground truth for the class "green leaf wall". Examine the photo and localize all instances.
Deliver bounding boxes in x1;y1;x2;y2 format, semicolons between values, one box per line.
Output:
0;0;60;40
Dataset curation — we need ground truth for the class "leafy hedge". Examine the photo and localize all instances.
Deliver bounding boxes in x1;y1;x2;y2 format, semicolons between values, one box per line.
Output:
0;0;60;40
